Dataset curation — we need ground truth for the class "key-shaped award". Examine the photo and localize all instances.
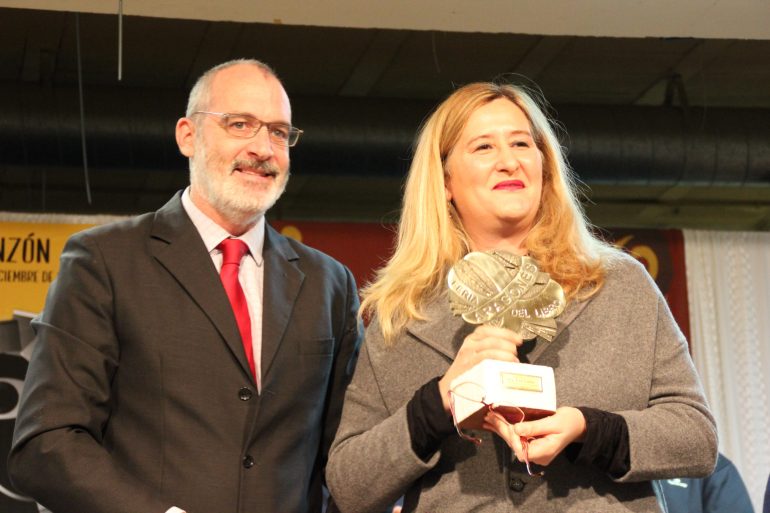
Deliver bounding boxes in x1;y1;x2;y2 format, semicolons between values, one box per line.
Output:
446;250;566;429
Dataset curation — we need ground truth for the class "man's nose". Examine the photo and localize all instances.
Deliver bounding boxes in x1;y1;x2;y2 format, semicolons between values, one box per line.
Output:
244;125;275;159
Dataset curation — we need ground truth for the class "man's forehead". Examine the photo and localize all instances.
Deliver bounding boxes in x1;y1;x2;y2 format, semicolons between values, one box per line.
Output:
208;65;291;117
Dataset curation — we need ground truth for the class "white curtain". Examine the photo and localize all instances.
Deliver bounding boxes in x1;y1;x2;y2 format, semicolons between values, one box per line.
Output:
684;229;770;512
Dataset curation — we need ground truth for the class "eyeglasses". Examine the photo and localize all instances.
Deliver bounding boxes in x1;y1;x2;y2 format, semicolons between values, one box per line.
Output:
194;111;303;147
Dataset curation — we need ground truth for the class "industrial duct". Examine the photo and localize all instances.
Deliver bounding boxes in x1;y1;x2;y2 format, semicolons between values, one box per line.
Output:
1;83;769;186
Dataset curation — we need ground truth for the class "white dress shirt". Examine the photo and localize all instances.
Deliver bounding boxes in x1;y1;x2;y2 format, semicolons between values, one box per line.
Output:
181;187;265;389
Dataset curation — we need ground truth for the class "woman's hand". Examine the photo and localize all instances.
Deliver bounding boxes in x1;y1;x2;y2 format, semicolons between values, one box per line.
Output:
483;406;587;466
438;325;522;412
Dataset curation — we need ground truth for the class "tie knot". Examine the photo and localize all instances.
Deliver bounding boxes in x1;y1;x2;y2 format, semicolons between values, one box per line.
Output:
219;238;249;266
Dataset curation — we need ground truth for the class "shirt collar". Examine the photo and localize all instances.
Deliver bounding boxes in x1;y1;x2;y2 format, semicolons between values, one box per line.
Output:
181;186;265;265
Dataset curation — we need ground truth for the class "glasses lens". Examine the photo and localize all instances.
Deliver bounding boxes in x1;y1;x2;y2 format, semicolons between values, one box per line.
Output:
223;115;259;138
286;128;301;147
266;124;292;146
268;124;301;147
205;112;300;147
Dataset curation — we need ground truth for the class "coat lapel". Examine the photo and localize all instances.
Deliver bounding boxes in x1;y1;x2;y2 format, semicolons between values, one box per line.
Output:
260;225;304;380
524;294;593;364
406;294;474;361
148;193;255;381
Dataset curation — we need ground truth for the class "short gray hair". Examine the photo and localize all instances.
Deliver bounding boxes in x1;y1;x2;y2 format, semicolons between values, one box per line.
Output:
185;59;279;118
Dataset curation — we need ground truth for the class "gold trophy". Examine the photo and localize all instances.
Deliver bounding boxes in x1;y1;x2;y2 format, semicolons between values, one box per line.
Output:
447;250;565;429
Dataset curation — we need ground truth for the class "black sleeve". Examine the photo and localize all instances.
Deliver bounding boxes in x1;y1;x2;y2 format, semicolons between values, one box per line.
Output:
564;406;630;477
406;377;457;461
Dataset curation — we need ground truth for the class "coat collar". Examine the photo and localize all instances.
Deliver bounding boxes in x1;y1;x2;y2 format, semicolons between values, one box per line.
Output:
406;294;473;360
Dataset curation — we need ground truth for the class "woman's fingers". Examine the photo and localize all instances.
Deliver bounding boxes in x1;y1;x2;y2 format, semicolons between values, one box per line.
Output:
461;326;522;359
487;407;587;466
483;411;526;459
439;325;524;412
472;324;525;341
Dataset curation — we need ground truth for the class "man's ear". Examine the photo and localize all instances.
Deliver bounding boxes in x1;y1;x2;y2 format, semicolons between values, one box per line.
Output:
175;117;196;158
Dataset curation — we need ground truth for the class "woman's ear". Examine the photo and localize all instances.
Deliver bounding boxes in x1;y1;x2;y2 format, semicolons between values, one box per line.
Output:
444;167;453;202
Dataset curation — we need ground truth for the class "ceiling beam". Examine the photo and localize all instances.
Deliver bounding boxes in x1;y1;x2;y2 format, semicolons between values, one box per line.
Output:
183;22;244;88
511;36;572;82
634;39;735;106
338;30;407;97
20;10;67;83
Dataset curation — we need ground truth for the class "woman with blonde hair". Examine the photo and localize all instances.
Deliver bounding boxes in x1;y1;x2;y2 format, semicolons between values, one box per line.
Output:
326;82;716;513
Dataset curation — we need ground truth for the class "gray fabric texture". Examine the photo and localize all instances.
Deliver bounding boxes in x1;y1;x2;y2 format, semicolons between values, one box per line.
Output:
327;252;717;513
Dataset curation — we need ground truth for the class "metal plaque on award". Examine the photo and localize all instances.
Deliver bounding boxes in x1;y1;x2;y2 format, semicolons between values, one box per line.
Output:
447;250;565;429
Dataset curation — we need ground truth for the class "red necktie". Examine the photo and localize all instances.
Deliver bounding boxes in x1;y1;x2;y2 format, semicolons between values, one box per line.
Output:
218;238;256;381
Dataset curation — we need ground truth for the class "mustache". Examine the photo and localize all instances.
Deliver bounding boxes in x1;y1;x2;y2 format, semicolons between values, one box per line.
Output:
231;160;280;176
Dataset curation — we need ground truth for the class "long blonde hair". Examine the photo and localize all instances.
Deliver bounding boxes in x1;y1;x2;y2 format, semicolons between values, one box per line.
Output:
361;82;618;343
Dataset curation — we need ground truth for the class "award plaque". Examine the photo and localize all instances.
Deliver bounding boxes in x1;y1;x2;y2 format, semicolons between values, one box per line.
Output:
447;250;565;429
449;361;556;429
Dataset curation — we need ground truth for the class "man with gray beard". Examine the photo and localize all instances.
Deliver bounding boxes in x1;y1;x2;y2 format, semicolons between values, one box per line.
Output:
8;59;362;513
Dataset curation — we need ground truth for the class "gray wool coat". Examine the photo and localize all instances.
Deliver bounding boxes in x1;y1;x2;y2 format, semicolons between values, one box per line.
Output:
327;252;717;513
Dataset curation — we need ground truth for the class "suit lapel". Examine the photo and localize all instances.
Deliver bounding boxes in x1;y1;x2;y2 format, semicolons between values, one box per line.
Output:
260;225;304;380
148;193;255;381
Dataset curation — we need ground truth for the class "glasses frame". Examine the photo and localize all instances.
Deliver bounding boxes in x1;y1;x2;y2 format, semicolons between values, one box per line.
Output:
194;111;303;147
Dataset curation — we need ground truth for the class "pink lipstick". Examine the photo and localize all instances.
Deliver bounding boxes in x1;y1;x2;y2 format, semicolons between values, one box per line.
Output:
493;180;524;191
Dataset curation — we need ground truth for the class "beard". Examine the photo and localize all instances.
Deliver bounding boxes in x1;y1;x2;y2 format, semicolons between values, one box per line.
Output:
189;140;289;226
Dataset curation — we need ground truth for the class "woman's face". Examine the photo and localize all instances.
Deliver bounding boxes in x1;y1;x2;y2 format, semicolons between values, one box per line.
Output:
444;98;543;250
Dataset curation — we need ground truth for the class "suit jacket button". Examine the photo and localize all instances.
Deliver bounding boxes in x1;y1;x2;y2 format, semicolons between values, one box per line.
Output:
243;455;254;468
238;387;253;401
509;477;526;492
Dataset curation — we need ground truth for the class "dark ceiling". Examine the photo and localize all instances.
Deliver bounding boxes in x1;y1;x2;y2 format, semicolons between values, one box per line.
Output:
1;6;770;229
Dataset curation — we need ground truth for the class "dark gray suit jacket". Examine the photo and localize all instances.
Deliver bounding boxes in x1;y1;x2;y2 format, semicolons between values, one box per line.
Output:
8;192;362;513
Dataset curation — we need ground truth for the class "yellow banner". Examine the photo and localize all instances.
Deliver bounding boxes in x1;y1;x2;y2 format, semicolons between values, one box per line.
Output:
0;221;95;320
